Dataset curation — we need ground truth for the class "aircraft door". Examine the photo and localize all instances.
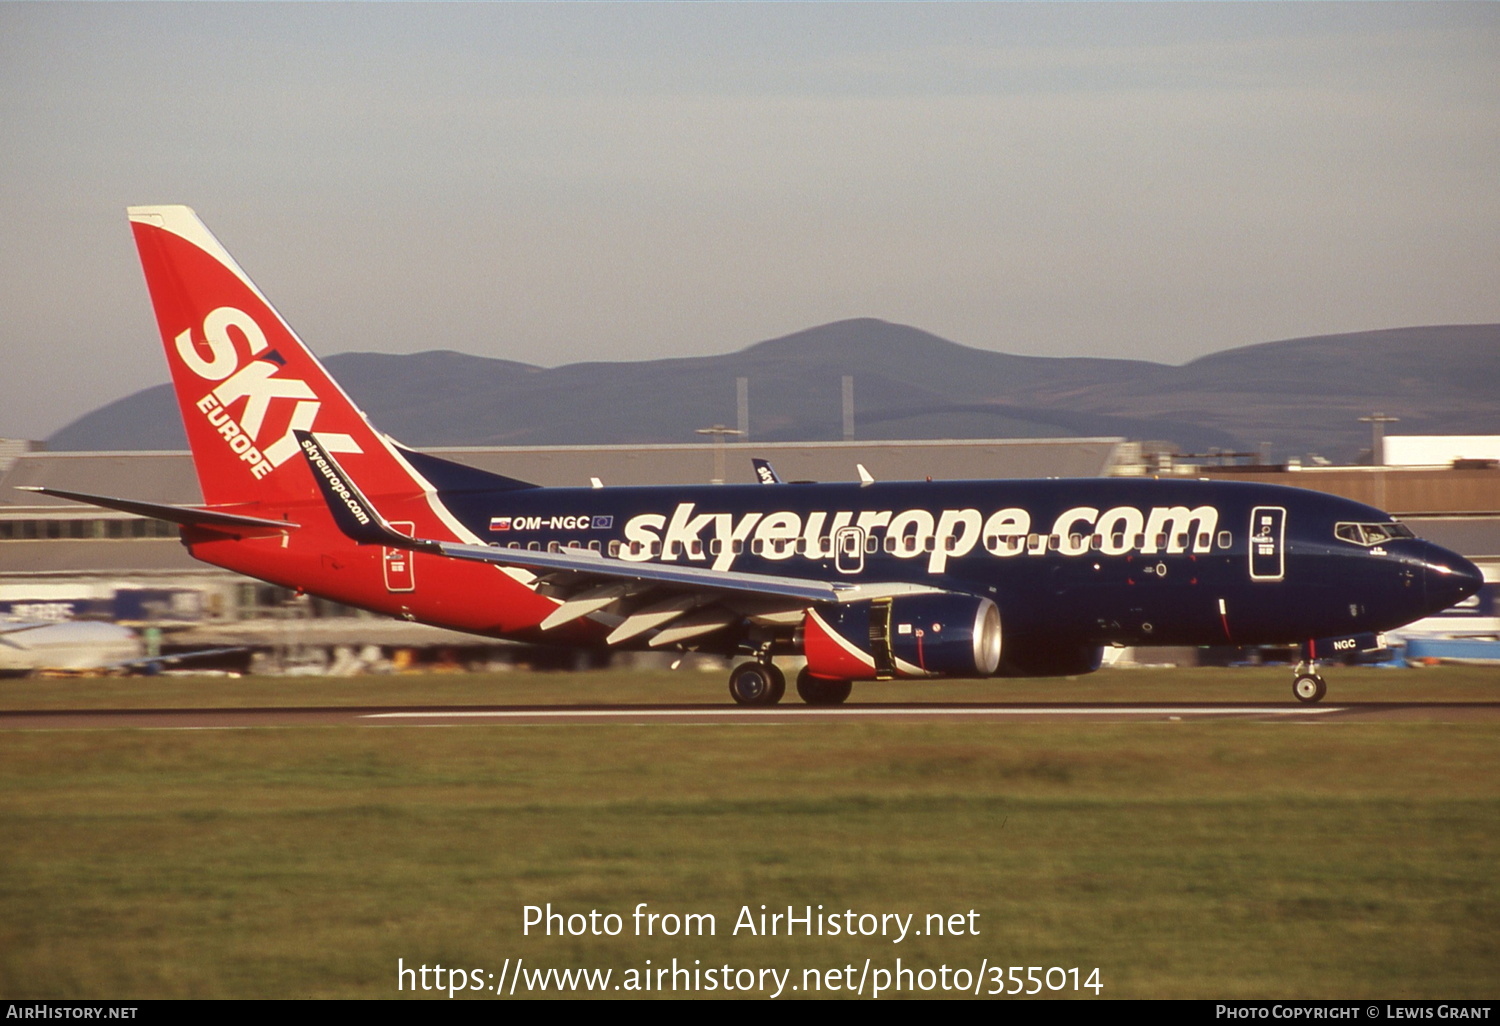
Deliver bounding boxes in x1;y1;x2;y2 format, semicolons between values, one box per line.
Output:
1249;507;1286;582
384;521;416;593
835;526;866;575
868;596;895;678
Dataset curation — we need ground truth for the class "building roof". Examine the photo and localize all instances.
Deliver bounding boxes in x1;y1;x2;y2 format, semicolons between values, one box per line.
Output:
434;437;1126;488
1198;464;1500;516
0;450;203;511
1403;517;1500;563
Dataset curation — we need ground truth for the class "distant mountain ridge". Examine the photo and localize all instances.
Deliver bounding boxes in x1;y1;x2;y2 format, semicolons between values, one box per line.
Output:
46;319;1500;462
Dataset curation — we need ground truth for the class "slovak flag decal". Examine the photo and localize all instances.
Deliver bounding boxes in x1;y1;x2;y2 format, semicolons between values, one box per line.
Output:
489;517;512;532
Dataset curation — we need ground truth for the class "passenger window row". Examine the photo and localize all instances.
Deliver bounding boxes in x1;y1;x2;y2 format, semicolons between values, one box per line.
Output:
487;530;1236;558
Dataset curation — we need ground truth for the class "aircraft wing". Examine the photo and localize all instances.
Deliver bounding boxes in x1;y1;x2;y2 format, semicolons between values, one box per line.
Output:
0;620;244;674
297;433;937;644
0;621;61;640
109;646;251;673
432;539;851;603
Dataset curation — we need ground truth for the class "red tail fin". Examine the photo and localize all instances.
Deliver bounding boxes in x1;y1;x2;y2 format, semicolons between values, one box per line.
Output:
128;206;421;512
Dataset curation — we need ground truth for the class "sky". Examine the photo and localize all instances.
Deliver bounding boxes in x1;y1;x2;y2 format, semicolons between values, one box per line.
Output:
1;2;1497;440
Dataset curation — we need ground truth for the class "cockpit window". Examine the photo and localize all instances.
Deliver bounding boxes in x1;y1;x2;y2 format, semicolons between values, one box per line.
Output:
1335;521;1415;546
1364;522;1413;544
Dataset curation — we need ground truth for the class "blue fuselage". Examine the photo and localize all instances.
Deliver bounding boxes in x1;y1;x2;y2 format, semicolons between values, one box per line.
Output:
425;472;1481;654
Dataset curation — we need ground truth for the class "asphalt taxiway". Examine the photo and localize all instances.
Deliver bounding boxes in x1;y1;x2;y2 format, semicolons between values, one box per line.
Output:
2;700;1496;730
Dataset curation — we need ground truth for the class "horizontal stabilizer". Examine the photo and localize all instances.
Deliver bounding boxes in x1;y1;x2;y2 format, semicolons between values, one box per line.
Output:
17;486;298;534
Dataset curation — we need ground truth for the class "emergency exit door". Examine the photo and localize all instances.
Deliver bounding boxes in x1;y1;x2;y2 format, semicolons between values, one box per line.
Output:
834;527;866;574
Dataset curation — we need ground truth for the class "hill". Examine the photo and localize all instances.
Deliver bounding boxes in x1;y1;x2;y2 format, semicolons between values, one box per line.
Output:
46;320;1500;462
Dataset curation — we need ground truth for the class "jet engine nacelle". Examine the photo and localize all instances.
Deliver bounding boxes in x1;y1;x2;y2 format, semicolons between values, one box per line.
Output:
802;593;1002;681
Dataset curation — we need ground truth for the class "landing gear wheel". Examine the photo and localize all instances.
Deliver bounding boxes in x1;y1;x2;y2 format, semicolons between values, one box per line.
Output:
765;663;786;704
796;668;852;706
1292;673;1327;704
728;662;783;706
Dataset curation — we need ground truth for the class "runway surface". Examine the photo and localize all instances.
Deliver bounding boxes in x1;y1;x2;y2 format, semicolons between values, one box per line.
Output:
2;700;1497;730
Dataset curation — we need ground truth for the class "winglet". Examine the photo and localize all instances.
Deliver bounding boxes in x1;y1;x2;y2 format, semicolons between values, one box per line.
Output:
296;431;440;553
856;463;875;486
751;458;783;484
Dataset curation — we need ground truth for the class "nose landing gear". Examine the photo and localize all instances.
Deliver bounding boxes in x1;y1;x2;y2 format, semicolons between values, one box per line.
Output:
1291;661;1327;704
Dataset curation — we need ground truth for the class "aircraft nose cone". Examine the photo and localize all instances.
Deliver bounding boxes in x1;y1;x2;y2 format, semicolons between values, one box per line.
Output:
1424;549;1484;613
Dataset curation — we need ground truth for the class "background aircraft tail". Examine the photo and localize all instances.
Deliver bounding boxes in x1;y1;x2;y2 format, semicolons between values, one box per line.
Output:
128;206;424;512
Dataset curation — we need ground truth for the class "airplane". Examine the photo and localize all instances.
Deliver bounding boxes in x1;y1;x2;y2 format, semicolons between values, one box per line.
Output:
0;619;139;676
29;205;1483;705
0;618;245;677
752;459;782;485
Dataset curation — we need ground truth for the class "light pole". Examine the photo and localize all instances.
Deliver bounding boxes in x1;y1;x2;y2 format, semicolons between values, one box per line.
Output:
696;425;742;484
1359;412;1399;510
1359;412;1399;466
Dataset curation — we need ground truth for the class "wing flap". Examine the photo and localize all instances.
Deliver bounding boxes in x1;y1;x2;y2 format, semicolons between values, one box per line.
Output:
605;594;703;645
647;608;739;647
539;583;633;631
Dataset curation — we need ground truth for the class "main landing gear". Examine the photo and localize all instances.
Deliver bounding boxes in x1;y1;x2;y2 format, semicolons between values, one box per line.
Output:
727;661;785;706
1291;661;1327;704
795;668;852;706
725;661;854;706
